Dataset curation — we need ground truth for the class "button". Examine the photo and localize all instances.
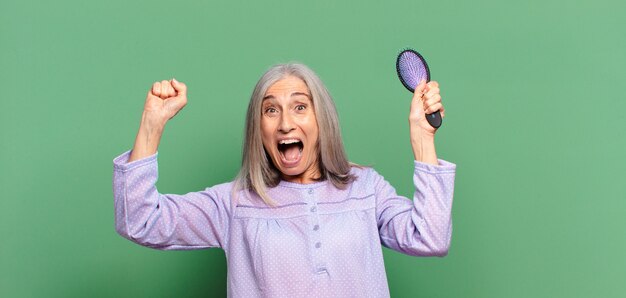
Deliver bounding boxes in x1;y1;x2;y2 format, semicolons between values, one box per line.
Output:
313;224;319;231
310;206;317;212
308;189;314;195
315;242;321;248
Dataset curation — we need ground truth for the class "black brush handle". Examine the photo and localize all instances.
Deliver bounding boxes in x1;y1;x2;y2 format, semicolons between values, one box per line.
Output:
426;110;442;129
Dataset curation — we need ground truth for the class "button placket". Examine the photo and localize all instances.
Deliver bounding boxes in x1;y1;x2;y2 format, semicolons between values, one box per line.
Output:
307;187;325;275
308;188;319;233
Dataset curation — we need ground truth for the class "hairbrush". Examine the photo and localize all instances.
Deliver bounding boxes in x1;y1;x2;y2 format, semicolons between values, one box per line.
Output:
396;48;442;128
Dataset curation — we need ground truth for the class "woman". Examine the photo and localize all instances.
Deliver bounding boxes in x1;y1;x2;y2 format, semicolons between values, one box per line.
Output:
113;63;456;297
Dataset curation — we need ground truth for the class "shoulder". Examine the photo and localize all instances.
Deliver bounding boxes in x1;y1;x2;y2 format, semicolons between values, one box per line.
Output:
200;181;235;196
207;181;236;194
199;181;238;208
349;164;383;185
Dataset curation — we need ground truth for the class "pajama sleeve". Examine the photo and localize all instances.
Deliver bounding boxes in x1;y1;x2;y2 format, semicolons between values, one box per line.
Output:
375;159;456;257
112;150;231;250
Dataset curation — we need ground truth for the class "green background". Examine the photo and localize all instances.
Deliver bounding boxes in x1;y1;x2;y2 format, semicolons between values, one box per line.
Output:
1;0;625;297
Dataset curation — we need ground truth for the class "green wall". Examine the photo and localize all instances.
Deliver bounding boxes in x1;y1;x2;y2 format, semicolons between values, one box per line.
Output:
1;0;625;297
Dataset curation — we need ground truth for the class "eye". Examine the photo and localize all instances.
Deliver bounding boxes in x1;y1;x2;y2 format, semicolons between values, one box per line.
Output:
295;104;306;111
264;107;278;115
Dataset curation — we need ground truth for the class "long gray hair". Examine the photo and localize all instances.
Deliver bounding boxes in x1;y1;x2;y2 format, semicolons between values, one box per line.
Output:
233;63;356;206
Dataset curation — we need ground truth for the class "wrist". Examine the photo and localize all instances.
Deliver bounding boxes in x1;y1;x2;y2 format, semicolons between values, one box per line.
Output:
410;129;435;145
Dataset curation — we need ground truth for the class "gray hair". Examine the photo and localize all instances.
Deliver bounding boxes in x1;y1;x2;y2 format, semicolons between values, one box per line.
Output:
233;63;356;206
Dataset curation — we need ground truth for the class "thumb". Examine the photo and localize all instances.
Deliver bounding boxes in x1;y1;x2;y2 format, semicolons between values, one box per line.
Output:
167;79;188;112
412;79;427;102
169;95;188;112
171;78;187;96
410;79;427;115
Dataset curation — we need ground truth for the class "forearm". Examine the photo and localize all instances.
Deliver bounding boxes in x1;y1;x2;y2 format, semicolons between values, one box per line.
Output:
112;150;229;250
410;159;456;255
129;113;165;162
375;159;456;257
113;151;161;244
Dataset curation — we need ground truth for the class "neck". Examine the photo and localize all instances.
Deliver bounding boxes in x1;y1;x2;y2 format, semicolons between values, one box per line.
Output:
281;166;322;184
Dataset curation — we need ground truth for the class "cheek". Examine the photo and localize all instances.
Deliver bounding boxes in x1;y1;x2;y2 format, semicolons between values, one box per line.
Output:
261;137;274;154
299;112;317;131
306;118;319;142
260;122;273;150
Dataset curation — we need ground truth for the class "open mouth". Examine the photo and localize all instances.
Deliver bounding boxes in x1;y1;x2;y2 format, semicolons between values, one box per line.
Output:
277;139;303;165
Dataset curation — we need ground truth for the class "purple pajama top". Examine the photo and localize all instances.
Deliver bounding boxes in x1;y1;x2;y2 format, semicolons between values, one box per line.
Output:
112;150;456;297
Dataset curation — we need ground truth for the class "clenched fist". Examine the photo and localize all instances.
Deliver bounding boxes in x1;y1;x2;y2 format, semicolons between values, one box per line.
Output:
128;78;188;162
143;78;188;128
410;80;445;138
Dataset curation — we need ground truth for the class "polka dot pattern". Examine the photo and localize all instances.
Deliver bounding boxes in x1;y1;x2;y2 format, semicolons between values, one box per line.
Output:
112;150;457;297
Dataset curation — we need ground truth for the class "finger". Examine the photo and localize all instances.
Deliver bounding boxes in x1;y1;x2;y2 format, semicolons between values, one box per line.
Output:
412;79;427;102
423;94;441;107
159;80;169;98
160;80;173;98
425;102;443;115
428;81;439;88
152;82;162;97
171;78;187;96
166;80;176;97
424;86;440;99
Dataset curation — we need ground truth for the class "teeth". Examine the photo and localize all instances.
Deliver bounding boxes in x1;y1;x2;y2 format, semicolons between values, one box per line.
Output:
279;139;301;144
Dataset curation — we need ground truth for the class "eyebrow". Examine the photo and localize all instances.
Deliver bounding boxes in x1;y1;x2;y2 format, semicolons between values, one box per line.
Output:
263;92;312;101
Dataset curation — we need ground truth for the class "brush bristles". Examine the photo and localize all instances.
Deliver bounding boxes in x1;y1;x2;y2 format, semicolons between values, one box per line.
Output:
396;49;430;92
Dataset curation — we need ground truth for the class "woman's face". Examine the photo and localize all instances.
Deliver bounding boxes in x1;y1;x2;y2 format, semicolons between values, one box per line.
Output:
261;76;320;183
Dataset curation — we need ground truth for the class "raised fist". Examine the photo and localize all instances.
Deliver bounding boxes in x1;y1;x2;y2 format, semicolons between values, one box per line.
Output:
143;78;188;127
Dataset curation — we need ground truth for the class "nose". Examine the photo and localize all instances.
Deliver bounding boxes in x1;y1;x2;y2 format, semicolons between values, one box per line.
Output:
278;111;295;133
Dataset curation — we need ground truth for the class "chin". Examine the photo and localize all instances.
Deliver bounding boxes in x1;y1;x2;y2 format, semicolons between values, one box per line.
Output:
279;167;306;178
